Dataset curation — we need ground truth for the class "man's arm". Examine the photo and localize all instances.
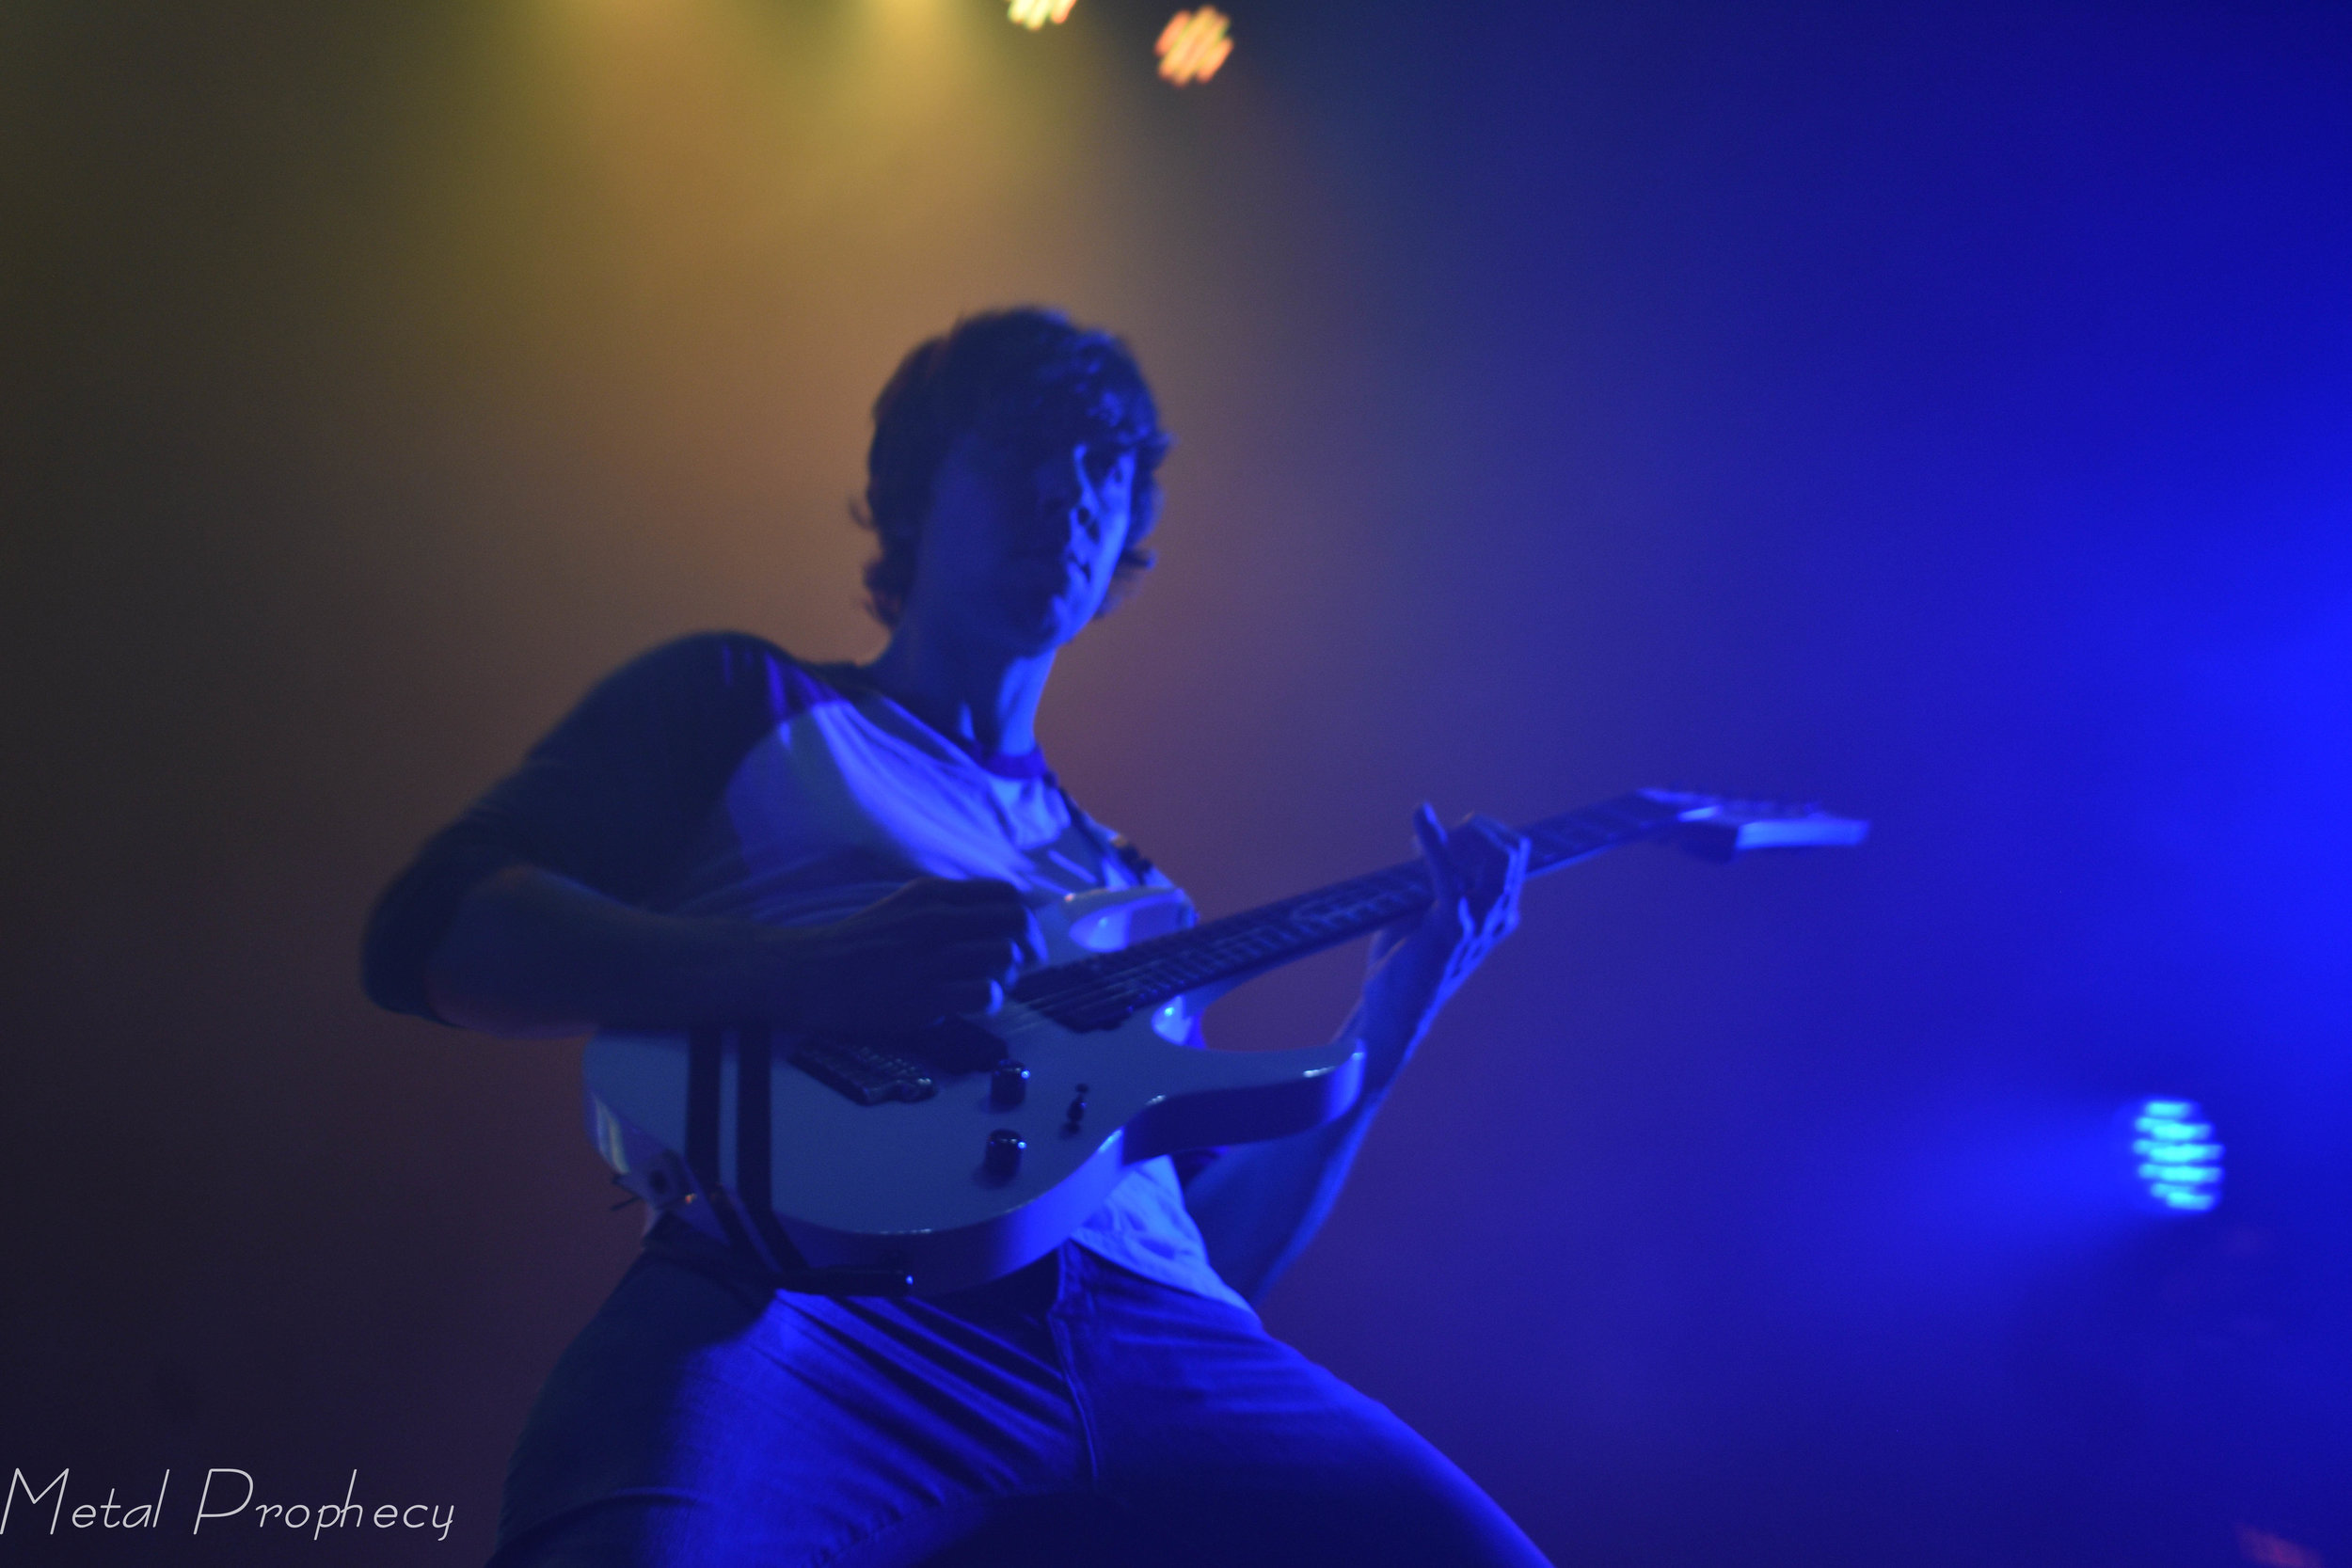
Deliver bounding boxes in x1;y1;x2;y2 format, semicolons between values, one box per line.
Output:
1182;808;1529;1303
366;632;1035;1038
422;863;1037;1038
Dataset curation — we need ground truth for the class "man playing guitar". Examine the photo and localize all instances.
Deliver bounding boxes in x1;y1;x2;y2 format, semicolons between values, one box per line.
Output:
364;309;1549;1566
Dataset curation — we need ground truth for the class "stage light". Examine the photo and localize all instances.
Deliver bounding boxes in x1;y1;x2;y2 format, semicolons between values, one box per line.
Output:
1155;8;1232;85
1008;0;1076;28
2130;1098;2223;1213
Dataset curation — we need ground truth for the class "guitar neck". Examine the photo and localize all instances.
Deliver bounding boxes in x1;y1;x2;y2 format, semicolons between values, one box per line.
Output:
1010;792;1688;1031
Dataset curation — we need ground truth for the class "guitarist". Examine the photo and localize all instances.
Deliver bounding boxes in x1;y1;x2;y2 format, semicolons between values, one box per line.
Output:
364;309;1548;1567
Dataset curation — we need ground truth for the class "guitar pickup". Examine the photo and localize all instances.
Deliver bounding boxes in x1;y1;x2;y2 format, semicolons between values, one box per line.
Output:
790;1038;938;1105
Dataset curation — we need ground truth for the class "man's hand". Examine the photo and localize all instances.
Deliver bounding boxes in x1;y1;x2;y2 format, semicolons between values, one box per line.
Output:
759;877;1043;1035
1363;805;1531;1055
1183;806;1532;1301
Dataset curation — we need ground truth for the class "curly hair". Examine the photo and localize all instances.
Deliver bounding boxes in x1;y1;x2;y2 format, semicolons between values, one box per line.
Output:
855;308;1171;627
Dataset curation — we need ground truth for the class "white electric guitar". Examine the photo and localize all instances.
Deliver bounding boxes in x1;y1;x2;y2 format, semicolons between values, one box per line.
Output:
583;789;1866;1295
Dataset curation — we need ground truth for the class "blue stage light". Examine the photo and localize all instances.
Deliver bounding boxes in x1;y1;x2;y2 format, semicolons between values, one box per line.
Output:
2129;1099;2222;1213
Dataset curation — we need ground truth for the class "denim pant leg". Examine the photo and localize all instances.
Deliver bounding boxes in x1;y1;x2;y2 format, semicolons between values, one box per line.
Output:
1052;1248;1552;1568
487;1233;1547;1568
486;1240;1089;1568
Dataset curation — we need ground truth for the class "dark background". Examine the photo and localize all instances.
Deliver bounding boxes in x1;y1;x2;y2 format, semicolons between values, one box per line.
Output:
5;2;2348;1563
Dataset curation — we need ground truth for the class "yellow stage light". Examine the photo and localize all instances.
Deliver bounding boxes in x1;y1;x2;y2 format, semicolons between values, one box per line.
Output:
1008;0;1077;29
1154;8;1231;85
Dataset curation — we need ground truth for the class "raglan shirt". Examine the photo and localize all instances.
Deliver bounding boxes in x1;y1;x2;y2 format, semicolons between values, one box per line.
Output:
363;631;1248;1312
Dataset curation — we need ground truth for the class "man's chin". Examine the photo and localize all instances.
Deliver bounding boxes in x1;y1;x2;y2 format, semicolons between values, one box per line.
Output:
989;590;1099;653
978;608;1086;658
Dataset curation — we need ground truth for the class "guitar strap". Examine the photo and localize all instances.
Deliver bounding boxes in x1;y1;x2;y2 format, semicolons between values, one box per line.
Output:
687;1022;818;1275
685;1024;764;1259
732;1023;817;1273
683;1023;922;1295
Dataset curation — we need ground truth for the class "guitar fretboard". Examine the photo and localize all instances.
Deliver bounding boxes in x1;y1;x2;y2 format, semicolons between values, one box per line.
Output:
1010;791;1688;1031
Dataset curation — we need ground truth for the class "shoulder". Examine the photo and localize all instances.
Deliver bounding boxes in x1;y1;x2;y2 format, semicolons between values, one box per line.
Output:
573;631;851;730
500;630;863;789
603;629;795;698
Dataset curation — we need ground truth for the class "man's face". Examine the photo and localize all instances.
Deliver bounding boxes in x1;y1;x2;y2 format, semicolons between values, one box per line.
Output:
907;430;1138;657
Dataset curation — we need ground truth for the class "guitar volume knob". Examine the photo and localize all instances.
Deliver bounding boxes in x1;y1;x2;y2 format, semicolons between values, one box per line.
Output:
991;1059;1030;1108
985;1129;1026;1181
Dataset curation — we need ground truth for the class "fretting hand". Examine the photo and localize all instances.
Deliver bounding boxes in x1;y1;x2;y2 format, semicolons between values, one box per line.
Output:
1361;805;1531;1062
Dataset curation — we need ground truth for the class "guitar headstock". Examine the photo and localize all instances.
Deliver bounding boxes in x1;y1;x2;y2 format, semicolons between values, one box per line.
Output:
1638;788;1870;862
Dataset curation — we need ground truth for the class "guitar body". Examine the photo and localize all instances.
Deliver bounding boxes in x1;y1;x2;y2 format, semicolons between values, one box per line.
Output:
583;885;1365;1296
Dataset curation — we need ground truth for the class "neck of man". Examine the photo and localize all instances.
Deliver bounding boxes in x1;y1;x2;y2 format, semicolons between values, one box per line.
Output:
861;620;1056;760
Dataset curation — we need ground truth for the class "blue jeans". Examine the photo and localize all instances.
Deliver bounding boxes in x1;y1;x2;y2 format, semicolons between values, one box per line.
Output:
488;1219;1550;1566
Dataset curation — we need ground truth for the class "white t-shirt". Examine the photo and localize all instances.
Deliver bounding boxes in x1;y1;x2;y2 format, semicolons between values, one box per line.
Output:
363;631;1249;1311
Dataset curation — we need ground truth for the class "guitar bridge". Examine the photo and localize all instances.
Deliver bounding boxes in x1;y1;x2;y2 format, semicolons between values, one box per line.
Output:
790;1038;939;1106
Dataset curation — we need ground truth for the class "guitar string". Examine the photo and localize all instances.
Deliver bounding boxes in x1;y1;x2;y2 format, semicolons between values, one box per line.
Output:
1004;802;1674;1029
1080;811;1645;1006
1016;868;1425;1023
1016;818;1630;1024
757;803;1674;1067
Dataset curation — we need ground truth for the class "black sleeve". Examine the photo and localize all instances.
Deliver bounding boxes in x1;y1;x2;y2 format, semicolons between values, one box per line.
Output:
360;631;803;1024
